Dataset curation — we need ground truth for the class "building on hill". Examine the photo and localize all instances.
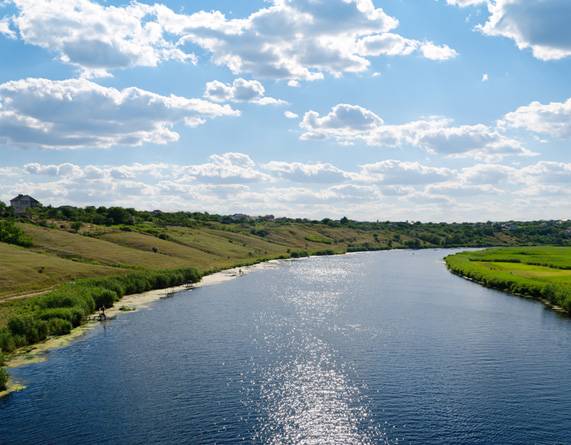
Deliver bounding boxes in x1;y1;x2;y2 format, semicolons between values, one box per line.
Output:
10;194;41;215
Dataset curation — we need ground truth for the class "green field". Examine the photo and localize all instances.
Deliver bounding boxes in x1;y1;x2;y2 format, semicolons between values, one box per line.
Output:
445;247;571;313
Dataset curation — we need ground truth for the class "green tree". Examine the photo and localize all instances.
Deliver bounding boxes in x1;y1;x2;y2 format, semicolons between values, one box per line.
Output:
0;367;8;391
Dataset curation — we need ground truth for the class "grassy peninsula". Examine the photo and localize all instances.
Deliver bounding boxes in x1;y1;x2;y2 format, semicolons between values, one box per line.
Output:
1;202;571;390
445;247;571;314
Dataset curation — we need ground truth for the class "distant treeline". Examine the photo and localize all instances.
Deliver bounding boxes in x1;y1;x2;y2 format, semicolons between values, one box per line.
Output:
2;201;571;248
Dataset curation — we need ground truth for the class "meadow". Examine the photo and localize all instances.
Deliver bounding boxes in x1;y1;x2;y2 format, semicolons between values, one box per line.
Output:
445;247;571;314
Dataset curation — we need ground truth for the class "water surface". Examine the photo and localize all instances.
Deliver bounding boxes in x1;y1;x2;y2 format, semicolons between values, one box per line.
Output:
1;250;571;444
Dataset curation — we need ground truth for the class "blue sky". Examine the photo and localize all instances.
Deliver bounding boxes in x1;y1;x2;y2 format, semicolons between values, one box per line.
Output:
1;0;571;221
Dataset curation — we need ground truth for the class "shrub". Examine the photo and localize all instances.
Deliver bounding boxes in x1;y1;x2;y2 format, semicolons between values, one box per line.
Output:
47;318;73;336
0;367;8;391
8;316;48;344
90;288;118;309
38;307;83;327
314;249;335;256
0;220;32;247
1;267;202;351
0;329;15;353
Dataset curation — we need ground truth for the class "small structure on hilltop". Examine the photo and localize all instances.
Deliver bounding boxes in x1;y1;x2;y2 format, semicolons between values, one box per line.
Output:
10;194;41;215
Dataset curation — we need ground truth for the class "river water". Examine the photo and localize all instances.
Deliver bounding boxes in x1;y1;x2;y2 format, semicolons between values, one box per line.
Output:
1;249;571;444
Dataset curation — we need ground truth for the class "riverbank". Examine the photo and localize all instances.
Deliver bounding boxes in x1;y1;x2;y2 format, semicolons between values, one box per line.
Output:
445;247;571;316
0;260;283;397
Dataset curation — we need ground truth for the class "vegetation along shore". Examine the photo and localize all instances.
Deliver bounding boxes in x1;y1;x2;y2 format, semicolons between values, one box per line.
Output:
445;247;571;314
1;201;571;393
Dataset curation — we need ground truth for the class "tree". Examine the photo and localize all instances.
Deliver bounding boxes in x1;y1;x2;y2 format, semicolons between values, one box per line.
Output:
107;207;134;225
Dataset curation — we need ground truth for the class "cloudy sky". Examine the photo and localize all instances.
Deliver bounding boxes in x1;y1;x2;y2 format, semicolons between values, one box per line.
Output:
1;0;570;221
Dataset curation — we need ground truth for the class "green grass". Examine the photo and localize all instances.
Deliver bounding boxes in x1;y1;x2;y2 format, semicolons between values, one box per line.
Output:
0;220;390;332
0;268;201;354
0;242;119;299
445;247;571;313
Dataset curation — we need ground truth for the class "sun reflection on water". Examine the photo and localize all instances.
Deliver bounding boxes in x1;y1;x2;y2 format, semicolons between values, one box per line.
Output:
247;258;391;444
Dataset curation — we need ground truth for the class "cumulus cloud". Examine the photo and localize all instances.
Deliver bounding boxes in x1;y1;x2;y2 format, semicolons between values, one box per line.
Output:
357;33;457;60
284;111;299;119
182;153;271;184
2;0;458;80
500;97;571;138
0;77;238;149
24;162;82;177
0;18;15;38
449;0;571;61
156;0;457;82
5;0;195;77
204;78;286;105
359;160;454;184
300;104;534;160
5;156;571;221
446;0;486;7
263;161;351;183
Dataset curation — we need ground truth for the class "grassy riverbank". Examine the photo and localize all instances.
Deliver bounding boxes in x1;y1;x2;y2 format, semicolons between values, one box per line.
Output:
445;247;571;314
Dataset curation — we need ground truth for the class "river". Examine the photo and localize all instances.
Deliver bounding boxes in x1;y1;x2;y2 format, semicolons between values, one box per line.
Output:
1;249;571;444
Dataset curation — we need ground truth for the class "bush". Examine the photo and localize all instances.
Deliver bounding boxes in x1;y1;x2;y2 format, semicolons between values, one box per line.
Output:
314;249;335;256
0;329;15;353
38;307;83;327
90;288;118;309
1;267;203;352
47;318;73;336
0;220;32;247
0;367;8;391
8;316;48;344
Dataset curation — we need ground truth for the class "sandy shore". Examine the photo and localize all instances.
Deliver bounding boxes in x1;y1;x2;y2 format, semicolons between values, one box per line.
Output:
2;259;283;393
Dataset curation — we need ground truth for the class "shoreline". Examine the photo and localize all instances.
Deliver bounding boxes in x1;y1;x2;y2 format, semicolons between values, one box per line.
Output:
446;267;569;316
1;259;283;397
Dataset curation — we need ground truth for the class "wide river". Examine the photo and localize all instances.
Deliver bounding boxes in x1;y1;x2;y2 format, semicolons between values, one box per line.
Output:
1;249;571;444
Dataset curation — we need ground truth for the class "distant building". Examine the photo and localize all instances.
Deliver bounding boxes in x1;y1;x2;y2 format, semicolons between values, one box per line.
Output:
10;194;41;215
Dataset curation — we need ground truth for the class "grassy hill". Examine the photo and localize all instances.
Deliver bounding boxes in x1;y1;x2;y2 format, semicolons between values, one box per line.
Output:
445;247;571;314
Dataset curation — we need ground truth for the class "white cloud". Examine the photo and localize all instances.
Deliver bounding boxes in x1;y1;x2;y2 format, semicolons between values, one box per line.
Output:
24;162;82;177
4;156;571;221
0;18;15;38
182;153;271;184
448;0;571;61
357;33;457;60
359;160;454;184
204;78;286;105
500;97;571;138
300;104;534;160
520;161;571;184
482;73;489;82
6;0;195;77
446;0;486;7
0;77;239;149
419;42;458;60
263;161;351;183
284;111;299;120
156;0;457;82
